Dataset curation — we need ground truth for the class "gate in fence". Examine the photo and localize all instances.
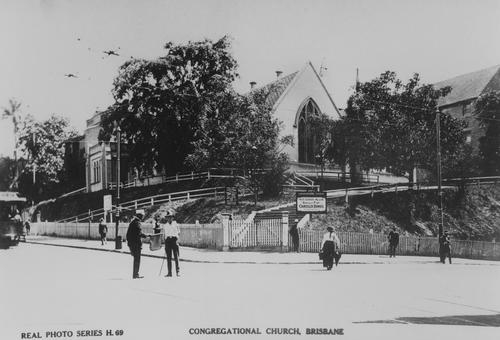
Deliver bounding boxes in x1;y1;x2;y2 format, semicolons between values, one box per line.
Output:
228;218;284;249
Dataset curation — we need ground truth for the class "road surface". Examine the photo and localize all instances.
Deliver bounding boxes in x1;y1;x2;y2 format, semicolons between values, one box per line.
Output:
1;243;499;340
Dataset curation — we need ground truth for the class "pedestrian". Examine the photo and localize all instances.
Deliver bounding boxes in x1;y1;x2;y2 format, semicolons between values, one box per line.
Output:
126;209;149;279
24;221;31;236
289;221;300;253
98;218;108;245
163;211;180;277
153;216;162;234
388;227;399;258
439;231;452;264
321;226;340;270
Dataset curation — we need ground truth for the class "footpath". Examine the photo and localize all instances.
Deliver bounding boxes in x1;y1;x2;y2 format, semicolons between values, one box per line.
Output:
24;236;500;266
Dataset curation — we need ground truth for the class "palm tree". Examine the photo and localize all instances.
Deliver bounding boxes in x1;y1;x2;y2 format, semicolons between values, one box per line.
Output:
2;99;22;189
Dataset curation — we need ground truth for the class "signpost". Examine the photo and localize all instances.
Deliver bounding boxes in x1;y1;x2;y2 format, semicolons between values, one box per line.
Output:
296;192;327;214
103;194;112;223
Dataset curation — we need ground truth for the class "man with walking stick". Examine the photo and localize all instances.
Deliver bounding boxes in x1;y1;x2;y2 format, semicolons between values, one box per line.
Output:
163;211;180;277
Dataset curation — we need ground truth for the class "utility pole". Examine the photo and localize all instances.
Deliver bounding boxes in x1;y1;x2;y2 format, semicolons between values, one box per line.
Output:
436;109;444;236
114;122;122;249
32;132;36;184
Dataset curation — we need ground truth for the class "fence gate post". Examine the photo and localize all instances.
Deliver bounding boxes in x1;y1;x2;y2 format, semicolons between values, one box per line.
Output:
222;219;229;251
281;211;289;251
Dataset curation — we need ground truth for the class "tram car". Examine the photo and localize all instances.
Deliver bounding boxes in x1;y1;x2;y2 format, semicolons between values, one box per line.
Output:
0;191;27;249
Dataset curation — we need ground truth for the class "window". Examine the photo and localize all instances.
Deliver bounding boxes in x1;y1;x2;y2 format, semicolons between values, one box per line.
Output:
297;98;321;163
463;102;473;116
92;159;101;183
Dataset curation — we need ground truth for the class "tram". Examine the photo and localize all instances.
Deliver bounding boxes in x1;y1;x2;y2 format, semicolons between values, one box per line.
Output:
0;191;27;249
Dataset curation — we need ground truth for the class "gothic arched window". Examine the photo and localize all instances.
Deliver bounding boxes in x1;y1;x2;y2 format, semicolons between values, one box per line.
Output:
297;98;320;163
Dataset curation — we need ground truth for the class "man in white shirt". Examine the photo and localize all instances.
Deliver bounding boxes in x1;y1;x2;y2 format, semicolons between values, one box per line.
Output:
163;211;180;277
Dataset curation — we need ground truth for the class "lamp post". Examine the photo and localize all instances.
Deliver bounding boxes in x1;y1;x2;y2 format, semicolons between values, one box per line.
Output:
114;121;122;249
435;109;444;237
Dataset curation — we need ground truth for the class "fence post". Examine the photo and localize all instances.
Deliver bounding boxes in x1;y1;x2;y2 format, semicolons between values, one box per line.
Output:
151;197;154;206
176;173;179;182
214;188;217;198
208;169;211;180
281;211;289;251
191;171;194;180
169;194;171;203
134;201;138;210
187;192;190;200
222;219;229;251
345;186;349;203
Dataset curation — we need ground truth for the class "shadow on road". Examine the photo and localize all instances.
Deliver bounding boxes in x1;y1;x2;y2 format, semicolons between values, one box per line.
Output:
355;313;500;327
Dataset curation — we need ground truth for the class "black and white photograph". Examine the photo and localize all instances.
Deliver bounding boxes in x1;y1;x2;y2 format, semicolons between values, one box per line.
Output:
1;1;500;339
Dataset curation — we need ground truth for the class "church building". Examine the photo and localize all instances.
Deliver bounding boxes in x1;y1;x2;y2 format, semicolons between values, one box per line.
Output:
248;62;341;166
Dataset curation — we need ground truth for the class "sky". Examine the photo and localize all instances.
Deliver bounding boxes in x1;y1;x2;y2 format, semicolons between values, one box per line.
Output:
1;0;500;157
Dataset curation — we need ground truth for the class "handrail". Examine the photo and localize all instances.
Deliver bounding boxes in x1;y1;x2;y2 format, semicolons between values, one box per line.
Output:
57;186;227;223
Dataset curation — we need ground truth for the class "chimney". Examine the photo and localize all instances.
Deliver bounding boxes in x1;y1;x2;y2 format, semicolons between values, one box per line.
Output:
276;71;283;79
250;81;256;89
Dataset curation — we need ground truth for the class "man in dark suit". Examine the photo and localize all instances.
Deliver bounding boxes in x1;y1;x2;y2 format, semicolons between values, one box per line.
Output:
388;227;399;258
126;210;148;279
439;231;452;264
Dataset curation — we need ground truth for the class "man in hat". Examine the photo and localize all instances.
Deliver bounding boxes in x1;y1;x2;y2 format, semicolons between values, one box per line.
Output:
126;209;148;279
439;231;452;264
163;210;180;277
388;227;399;258
98;218;108;245
289;221;300;253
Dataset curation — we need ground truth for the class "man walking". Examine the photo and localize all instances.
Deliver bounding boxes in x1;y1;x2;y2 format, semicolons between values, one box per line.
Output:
289;222;300;253
163;211;180;277
439;231;452;264
388;227;399;258
98;218;108;245
126;210;148;279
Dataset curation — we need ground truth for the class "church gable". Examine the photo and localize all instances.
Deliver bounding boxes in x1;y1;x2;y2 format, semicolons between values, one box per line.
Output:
271;62;340;163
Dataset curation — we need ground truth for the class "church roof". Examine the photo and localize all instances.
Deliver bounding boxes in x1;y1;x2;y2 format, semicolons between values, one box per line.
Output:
247;71;299;109
435;64;500;107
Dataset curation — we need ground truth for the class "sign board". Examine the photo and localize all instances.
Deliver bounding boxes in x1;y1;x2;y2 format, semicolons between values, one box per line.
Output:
103;194;112;212
296;192;327;213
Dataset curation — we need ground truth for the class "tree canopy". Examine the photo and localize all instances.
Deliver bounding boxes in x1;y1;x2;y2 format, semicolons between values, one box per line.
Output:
100;36;239;175
343;71;466;183
17;114;78;200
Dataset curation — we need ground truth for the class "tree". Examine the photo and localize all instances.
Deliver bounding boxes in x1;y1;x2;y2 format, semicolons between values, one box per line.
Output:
0;157;17;191
186;85;291;203
345;71;466;184
17;114;78;200
475;91;500;175
100;36;238;175
2;98;22;189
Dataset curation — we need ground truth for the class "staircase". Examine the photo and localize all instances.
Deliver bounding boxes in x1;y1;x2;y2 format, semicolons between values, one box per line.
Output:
254;203;306;230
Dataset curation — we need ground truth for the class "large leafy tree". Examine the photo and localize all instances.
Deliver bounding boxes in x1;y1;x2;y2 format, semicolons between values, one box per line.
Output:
100;36;238;175
17;114;78;200
475;91;500;175
186;86;291;202
345;71;466;184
